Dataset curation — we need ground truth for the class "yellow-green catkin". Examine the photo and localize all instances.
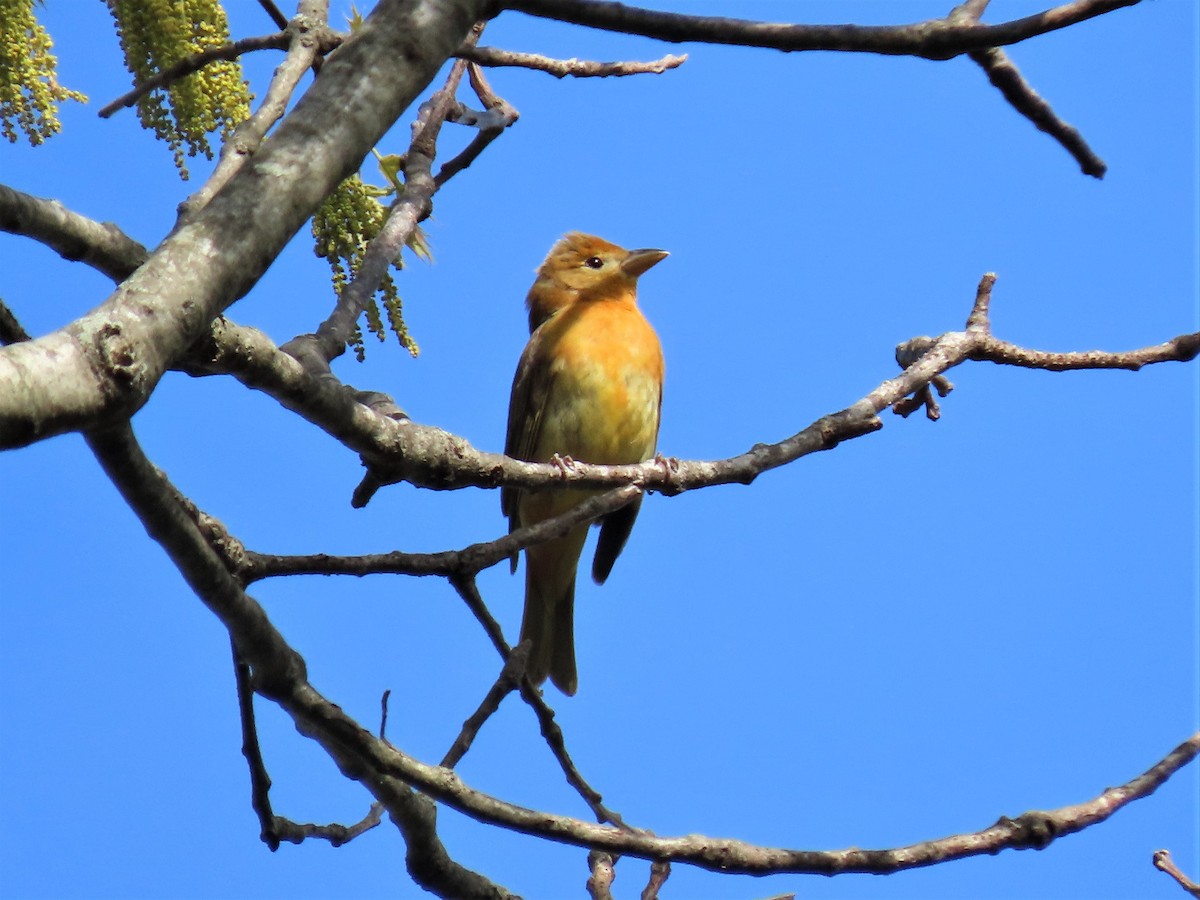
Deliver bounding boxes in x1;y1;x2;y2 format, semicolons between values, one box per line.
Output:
0;0;88;145
106;0;250;178
312;174;422;361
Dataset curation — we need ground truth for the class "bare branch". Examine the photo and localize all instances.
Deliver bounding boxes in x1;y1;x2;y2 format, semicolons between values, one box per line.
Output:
460;44;687;78
641;861;671;900
587;851;616;900
945;3;1106;177
440;643;527;768
233;641;383;848
243;485;641;583
1154;850;1200;898
85;421;514;898
0;183;148;281
0;0;491;449
257;0;290;30
435;63;519;186
969;47;1106;177
502;0;1140;59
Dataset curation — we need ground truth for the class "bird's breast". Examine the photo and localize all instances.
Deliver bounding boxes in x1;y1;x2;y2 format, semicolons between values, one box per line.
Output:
535;300;663;466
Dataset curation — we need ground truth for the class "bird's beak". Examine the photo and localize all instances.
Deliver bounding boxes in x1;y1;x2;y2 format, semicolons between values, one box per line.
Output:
621;248;669;278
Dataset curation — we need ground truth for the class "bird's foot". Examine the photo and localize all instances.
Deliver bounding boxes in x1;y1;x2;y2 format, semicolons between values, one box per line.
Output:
550;453;577;477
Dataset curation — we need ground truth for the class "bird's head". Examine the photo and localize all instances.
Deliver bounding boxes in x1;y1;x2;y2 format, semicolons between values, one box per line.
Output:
526;232;668;331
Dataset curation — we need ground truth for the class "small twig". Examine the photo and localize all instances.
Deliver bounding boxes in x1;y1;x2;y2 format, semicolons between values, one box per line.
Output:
964;271;996;333
245;485;641;587
449;573;516;664
257;0;290;30
179;17;341;218
587;851;617;900
440;643;528;768
99;33;290;119
233;634;384;849
297;24;485;366
435;63;519;186
380;688;392;742
459;45;687;78
446;572;633;829
969;47;1106;177
946;2;1105;178
1154;850;1200;898
0;298;31;345
232;639;283;849
641;860;671;900
893;273;1200;418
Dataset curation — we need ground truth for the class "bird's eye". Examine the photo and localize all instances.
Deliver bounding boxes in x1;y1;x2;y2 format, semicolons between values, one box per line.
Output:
584;256;604;269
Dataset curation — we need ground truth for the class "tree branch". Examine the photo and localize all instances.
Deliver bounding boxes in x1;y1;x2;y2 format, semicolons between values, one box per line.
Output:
1154;850;1200;898
946;2;1106;177
233;640;383;849
459;45;687;78
0;183;148;281
98;32;292;119
85;421;514;898
502;0;1140;59
0;0;492;448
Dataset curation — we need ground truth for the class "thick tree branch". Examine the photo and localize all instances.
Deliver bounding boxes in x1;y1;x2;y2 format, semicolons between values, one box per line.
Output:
85;422;513;899
502;0;1140;60
0;0;491;448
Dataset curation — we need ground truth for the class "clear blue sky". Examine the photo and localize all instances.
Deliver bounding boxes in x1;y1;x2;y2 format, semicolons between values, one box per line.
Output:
2;2;1197;898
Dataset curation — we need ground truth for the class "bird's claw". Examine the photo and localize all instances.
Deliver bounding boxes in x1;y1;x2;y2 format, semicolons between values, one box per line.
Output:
550;453;577;477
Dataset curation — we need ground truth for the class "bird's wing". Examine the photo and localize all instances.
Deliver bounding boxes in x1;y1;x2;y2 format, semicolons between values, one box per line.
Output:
502;331;555;566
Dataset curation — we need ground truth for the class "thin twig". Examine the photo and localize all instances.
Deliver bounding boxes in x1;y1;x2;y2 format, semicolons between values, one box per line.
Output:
947;2;1106;177
257;0;290;30
244;486;640;586
235;595;383;848
98;33;290;119
1154;850;1200;898
435;63;519;186
295;23;487;366
440;642;528;768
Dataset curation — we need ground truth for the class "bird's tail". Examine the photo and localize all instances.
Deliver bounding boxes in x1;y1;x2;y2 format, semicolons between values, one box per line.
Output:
520;525;588;695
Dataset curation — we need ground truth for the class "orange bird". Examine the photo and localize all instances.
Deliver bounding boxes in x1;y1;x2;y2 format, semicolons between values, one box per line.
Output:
502;232;667;695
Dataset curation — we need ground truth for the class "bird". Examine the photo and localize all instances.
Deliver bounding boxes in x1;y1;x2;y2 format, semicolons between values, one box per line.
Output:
502;232;667;695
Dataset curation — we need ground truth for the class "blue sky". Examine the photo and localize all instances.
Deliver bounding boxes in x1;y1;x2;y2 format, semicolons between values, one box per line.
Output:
2;2;1197;898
